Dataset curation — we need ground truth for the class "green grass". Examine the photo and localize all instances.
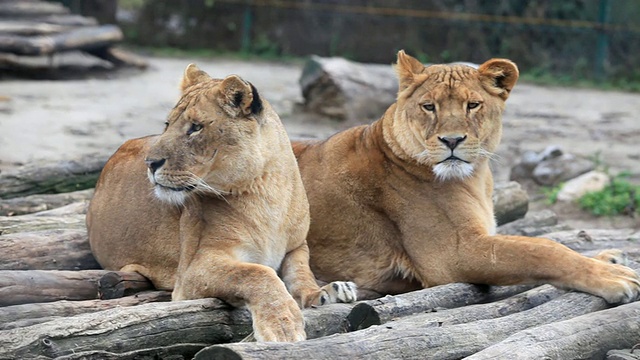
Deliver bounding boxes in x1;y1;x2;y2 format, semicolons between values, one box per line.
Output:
578;173;640;216
541;184;563;205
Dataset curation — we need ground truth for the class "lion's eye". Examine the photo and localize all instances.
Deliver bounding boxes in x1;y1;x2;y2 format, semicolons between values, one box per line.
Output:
187;123;203;135
422;103;436;112
467;102;480;110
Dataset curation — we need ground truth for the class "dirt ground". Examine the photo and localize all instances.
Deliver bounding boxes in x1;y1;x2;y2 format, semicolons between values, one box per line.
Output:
1;55;639;229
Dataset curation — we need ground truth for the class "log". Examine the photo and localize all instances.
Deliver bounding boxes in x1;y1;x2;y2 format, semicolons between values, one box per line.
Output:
0;229;97;270
0;291;171;330
544;228;640;253
0;269;106;306
298;56;477;123
466;301;640;360
299;55;398;122
0;298;241;359
0;1;69;18
51;344;207;360
0;297;359;359
0;270;152;306
86;46;149;68
347;283;534;330
196;290;614;360
0;20;73;36
98;271;154;300
0;188;93;216
0;213;85;234
0;24;123;56
0;152;108;199
492;181;529;226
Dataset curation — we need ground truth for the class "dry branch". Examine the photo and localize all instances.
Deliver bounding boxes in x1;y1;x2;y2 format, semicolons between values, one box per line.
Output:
0;189;93;216
0;291;171;330
0;213;85;234
347;283;534;330
467;301;640;360
0;152;108;199
0;228;97;270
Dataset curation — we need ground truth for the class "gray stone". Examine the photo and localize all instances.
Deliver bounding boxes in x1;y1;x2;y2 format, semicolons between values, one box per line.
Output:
532;154;595;186
556;170;610;202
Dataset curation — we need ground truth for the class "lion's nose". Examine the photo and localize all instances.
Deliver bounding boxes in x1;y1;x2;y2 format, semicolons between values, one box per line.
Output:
438;135;467;150
145;158;166;174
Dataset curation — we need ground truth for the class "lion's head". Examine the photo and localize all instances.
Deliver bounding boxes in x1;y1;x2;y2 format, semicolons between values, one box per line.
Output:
145;64;279;205
385;51;519;181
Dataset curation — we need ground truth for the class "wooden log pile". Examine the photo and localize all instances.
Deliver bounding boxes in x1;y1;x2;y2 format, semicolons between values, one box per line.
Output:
1;159;638;359
0;0;147;75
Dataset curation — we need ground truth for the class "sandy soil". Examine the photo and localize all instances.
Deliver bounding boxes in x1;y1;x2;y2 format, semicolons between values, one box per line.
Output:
1;55;639;228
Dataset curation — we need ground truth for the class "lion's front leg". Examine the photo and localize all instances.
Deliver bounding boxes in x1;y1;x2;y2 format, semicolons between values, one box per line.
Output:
280;243;357;307
173;252;306;342
454;235;640;304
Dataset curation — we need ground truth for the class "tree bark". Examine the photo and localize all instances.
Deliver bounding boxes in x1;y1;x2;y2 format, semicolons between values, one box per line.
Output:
0;152;108;199
0;297;358;359
0;1;69;18
466;301;640;360
0;213;85;234
347;283;534;330
0;229;97;270
196;290;614;360
0;291;171;330
543;228;640;253
0;269;107;306
0;189;93;216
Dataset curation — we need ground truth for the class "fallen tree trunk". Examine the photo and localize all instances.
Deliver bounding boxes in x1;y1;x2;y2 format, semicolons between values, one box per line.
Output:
0;189;93;216
0;1;69;18
0;298;241;359
50;344;207;360
196;290;614;360
0;270;152;306
0;229;97;270
497;209;561;236
0;291;171;330
467;301;640;360
347;283;534;330
543;228;640;253
0;269;105;306
0;152;109;199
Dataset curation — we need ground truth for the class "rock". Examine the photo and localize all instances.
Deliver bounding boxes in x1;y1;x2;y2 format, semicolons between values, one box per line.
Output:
532;153;594;186
607;349;640;360
510;146;563;182
556;171;610;202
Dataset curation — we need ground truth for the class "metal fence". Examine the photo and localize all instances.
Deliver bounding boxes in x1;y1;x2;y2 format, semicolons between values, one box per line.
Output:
121;0;640;84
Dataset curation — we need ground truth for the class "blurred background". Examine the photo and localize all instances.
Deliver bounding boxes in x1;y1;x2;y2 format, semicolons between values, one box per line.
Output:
68;0;640;88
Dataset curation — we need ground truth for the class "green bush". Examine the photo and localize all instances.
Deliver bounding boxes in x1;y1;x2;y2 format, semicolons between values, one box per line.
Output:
579;174;640;216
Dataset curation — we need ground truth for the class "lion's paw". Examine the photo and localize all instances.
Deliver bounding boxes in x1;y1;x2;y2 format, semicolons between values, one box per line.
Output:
318;281;358;305
252;297;306;342
593;262;640;304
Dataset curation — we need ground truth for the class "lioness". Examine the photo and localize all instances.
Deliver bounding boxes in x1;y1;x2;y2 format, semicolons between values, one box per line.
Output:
87;64;356;342
292;51;640;303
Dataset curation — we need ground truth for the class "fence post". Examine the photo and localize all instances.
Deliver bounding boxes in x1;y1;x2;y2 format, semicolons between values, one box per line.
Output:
241;2;253;54
594;0;610;82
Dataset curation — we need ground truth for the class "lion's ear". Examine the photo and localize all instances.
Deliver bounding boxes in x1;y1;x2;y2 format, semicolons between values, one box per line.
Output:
180;63;212;92
219;75;263;117
478;59;519;100
395;50;425;91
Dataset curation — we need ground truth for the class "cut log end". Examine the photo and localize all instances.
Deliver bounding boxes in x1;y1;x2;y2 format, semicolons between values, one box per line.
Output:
195;346;244;360
346;302;381;331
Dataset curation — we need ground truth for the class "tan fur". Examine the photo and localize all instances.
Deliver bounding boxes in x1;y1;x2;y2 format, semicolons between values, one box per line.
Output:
293;51;640;303
87;64;356;343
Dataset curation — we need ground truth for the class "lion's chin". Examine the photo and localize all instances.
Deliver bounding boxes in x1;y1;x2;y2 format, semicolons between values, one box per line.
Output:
153;186;188;206
432;160;474;181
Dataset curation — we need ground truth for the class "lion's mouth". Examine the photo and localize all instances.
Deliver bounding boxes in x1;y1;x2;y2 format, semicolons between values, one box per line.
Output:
437;155;470;164
156;184;196;192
